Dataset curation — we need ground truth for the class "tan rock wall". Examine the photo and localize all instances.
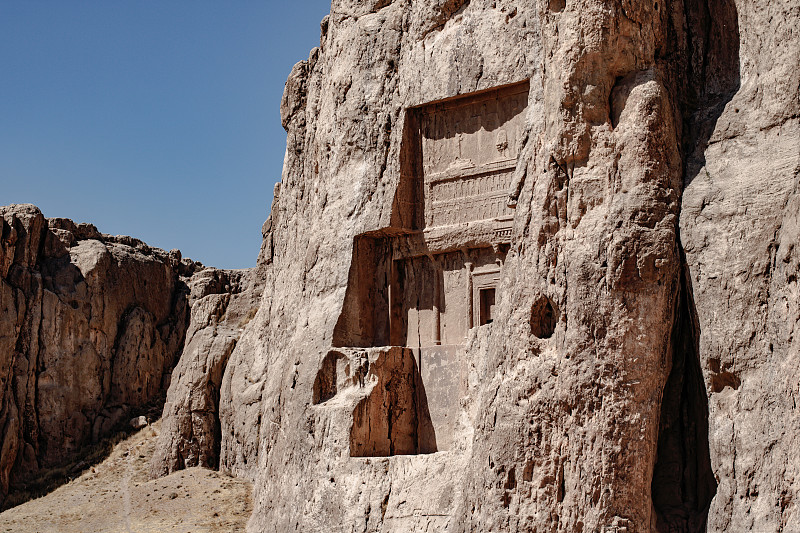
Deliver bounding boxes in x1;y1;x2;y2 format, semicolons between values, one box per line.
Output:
464;0;687;525
150;266;265;477
0;204;194;507
679;0;800;528
214;0;798;531
40;0;793;531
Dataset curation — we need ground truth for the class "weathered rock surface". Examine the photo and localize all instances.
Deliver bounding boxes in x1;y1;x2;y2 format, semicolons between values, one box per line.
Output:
678;0;800;529
150;266;265;476
0;204;201;507
5;0;797;531
165;0;796;532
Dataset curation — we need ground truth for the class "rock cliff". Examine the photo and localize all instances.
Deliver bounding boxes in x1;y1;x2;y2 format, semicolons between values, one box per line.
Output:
3;0;797;531
150;265;265;476
173;0;795;532
0;204;259;509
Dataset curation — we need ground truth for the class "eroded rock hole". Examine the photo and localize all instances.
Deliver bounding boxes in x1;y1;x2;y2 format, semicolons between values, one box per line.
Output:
530;296;556;339
312;351;346;404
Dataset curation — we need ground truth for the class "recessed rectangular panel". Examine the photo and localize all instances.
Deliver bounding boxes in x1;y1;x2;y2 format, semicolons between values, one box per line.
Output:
479;288;496;326
414;81;529;229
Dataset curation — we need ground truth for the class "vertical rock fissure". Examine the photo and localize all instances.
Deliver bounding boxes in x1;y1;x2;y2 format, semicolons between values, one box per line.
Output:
211;337;237;470
32;291;45;466
651;250;717;532
651;0;741;525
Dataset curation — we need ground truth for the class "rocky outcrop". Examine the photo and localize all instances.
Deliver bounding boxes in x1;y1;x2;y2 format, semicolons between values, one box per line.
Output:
150;266;264;476
678;0;800;529
148;191;274;478
9;0;789;531
0;204;199;507
180;0;798;532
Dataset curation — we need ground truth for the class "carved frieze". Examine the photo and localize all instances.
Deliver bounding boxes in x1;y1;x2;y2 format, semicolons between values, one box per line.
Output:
410;80;529;233
427;162;515;227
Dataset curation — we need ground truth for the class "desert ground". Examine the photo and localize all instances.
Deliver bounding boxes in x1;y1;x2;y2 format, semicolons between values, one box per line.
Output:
0;420;251;533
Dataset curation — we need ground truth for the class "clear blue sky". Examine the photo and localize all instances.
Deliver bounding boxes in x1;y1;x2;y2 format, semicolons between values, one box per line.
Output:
0;1;332;269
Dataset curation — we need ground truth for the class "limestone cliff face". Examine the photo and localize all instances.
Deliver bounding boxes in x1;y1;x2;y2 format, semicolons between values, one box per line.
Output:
2;0;795;530
678;0;800;529
150;266;265;477
195;1;800;532
27;0;779;531
0;204;198;507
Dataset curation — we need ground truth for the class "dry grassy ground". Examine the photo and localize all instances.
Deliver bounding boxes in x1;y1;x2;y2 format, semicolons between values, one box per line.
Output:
0;421;252;532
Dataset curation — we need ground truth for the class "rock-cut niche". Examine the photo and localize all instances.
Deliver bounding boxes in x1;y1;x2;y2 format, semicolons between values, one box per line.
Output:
325;81;530;457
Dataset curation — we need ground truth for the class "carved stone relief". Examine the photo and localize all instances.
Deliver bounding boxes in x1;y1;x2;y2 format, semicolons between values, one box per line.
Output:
328;81;529;456
419;82;527;178
427;164;515;227
417;82;528;231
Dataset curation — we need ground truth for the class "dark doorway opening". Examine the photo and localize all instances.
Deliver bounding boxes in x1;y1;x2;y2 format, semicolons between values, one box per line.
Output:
479;288;496;325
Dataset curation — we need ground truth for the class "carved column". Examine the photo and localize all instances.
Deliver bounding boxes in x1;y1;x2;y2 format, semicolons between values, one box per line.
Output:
388;256;398;345
429;253;442;345
462;248;474;334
